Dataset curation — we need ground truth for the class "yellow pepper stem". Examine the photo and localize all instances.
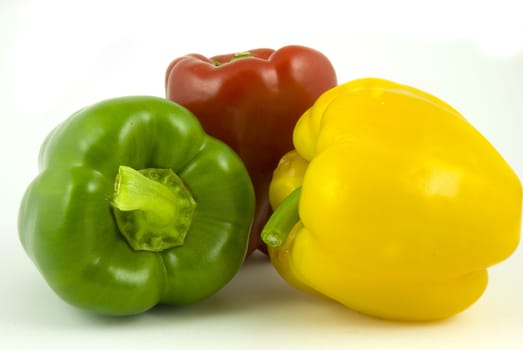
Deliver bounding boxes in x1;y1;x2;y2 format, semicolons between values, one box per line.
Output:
261;187;301;248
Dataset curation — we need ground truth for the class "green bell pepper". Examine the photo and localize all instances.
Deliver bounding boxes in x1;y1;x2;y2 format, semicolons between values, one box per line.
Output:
18;96;255;316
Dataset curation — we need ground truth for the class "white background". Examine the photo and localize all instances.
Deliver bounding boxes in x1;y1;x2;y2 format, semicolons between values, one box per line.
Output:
1;0;522;349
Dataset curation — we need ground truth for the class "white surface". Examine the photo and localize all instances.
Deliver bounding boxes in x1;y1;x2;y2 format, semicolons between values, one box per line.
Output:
1;0;522;349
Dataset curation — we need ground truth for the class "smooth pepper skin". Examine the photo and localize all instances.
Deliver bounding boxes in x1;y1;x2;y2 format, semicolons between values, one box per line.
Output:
165;45;337;255
18;96;255;316
263;78;522;321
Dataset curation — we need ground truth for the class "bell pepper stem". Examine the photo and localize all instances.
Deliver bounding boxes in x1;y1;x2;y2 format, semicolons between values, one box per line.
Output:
261;187;302;248
212;52;253;66
112;165;196;252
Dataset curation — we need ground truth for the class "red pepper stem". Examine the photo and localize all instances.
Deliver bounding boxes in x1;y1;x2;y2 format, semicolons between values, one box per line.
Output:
261;187;302;248
212;52;253;66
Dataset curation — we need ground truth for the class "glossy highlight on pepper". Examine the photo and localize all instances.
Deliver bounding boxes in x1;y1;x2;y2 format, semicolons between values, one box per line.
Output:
263;78;522;321
18;96;255;316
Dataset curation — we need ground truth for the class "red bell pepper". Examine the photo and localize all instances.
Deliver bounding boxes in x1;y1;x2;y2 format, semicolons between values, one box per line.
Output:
165;45;337;255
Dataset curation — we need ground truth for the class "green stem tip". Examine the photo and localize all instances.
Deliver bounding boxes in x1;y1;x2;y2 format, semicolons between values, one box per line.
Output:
112;165;197;252
261;187;302;248
212;51;254;66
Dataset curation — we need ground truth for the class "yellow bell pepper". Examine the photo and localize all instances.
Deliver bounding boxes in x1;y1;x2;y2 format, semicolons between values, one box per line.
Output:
262;78;522;321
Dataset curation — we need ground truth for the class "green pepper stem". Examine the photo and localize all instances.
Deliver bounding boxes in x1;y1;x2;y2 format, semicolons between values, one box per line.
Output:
261;187;302;248
112;166;196;252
